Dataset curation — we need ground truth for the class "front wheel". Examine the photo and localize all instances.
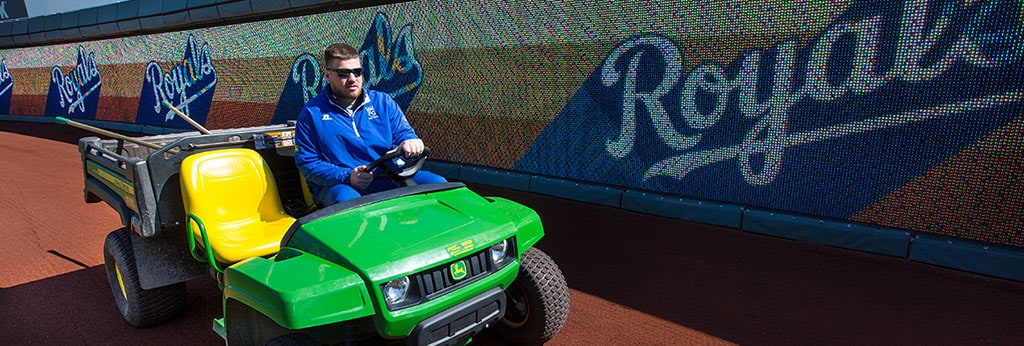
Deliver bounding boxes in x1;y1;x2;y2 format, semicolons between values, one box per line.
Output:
103;228;186;327
494;247;570;345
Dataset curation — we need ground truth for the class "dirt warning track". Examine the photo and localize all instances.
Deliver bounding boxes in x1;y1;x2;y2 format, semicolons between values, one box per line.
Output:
2;121;1023;345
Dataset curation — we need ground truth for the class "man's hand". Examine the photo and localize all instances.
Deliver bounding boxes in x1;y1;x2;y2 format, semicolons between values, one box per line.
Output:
350;165;373;190
399;139;425;157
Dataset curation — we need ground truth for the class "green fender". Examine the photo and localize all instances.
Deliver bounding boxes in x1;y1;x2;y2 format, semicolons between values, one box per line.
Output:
486;197;545;254
223;248;373;329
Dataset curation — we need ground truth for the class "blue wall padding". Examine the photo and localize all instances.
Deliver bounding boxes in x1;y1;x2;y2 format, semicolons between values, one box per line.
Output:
909;234;1024;281
80;25;100;37
116;1;140;21
621;190;744;229
163;0;189;12
188;0;220;6
139;0;162;17
27;17;44;33
117;18;142;33
44;14;61;31
10;20;27;35
218;1;253;17
140;17;164;30
458;165;533;191
96;4;119;24
189;6;221;22
98;23;120;36
61;12;79;29
162;12;191;27
529;176;623;208
742;208;911;257
422;160;462;181
77;8;98;26
290;0;337;7
252;0;291;13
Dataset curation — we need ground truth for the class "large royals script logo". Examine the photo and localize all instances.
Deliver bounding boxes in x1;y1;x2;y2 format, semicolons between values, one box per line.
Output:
45;47;102;119
136;34;217;129
271;11;422;124
0;58;12;114
517;0;1024;219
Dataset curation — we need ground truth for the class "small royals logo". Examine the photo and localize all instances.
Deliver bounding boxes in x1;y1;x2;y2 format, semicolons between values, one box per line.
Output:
135;34;217;129
360;11;423;109
0;58;13;114
44;46;102;119
270;53;326;124
270;11;422;124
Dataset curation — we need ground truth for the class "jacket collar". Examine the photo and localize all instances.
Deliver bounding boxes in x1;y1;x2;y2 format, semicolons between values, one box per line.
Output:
325;84;370;115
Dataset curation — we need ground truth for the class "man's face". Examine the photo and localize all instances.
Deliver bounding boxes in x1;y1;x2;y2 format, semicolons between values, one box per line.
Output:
325;57;363;103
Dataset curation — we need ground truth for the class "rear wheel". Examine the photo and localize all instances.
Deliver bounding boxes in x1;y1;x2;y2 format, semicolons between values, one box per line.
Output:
103;228;186;327
261;333;319;346
494;247;570;345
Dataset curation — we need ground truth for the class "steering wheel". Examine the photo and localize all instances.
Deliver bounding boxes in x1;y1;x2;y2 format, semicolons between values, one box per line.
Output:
364;147;429;186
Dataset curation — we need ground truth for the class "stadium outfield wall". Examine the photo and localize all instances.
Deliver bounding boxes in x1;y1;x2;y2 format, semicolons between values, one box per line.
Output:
1;0;1022;281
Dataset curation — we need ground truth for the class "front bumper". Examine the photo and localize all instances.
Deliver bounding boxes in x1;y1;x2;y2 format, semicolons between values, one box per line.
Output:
407;287;506;346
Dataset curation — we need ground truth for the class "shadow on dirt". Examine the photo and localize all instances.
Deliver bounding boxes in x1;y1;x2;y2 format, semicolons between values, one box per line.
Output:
0;266;222;344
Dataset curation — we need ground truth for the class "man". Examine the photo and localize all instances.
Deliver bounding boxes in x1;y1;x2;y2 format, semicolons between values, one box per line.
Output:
294;43;446;206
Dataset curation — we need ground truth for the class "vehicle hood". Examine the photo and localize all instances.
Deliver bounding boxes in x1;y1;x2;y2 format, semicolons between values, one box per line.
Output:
283;187;516;282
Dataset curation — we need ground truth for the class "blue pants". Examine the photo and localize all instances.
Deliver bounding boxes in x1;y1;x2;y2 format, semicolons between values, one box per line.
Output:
315;170;447;206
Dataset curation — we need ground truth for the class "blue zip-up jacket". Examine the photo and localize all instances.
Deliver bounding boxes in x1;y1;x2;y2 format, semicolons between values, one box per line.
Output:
294;87;419;198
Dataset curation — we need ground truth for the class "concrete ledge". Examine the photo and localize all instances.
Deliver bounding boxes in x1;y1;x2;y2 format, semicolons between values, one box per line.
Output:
910;234;1024;281
622;190;744;229
742;208;911;257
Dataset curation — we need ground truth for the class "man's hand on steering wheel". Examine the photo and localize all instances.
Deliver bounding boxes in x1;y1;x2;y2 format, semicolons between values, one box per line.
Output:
397;139;425;157
349;165;373;190
365;143;430;186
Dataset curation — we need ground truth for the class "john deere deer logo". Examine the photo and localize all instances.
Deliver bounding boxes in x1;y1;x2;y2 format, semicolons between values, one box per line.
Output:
450;261;467;281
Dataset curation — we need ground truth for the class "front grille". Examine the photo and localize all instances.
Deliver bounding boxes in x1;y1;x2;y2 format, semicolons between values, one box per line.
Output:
416;250;492;298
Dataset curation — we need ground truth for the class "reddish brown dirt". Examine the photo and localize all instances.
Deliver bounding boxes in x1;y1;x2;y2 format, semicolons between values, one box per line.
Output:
2;121;1024;345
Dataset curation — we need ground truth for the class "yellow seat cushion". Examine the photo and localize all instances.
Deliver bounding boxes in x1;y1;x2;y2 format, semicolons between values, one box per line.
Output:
180;148;295;264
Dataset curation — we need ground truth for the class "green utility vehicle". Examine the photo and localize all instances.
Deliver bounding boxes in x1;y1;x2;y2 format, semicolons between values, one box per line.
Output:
76;124;570;345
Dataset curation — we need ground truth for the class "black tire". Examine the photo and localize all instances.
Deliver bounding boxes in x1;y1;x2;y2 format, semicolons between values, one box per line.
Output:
103;228;186;327
494;247;570;345
261;333;319;346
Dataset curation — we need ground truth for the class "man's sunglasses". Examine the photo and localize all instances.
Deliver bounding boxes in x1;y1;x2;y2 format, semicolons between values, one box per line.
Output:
326;68;363;78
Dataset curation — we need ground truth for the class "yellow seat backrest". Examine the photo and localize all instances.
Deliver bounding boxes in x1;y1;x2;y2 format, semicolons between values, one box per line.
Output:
180;148;295;264
299;173;316;211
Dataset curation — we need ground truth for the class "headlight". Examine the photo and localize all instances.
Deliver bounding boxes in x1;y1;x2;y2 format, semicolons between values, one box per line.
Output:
489;239;510;264
383;276;410;305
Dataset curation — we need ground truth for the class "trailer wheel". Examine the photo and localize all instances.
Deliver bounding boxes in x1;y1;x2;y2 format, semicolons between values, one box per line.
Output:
494;247;570;345
103;228;186;327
